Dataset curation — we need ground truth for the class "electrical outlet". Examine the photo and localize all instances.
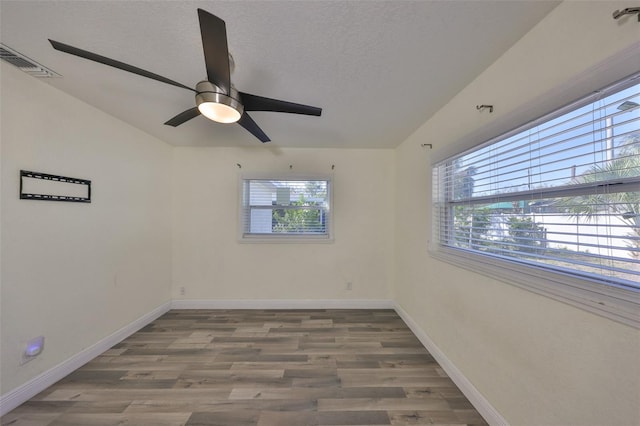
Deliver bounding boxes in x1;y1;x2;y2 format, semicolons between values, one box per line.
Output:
180;286;186;296
346;282;353;291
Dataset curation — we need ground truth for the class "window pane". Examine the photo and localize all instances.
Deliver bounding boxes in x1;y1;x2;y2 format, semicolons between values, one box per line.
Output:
434;77;640;291
443;193;640;289
272;207;326;234
451;85;640;200
243;178;330;237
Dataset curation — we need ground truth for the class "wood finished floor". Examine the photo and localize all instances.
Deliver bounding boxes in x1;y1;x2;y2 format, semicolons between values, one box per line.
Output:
2;309;488;426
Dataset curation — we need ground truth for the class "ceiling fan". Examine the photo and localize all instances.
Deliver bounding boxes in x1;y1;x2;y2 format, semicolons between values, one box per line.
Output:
49;9;322;143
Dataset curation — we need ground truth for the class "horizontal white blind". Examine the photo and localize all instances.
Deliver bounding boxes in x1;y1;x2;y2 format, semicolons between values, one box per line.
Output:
242;179;330;237
433;75;640;291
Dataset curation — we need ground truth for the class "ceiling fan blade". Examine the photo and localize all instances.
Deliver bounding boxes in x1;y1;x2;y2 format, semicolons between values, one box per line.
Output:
240;92;322;116
198;9;231;95
238;112;270;143
49;39;195;92
164;107;201;127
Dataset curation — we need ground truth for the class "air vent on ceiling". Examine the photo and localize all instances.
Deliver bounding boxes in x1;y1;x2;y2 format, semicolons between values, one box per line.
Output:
0;43;60;78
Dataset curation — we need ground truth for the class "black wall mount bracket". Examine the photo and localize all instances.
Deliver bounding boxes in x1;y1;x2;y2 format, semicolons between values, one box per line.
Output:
20;170;91;203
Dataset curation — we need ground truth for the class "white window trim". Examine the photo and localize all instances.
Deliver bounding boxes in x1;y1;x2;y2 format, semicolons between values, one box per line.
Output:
429;70;640;329
238;173;334;243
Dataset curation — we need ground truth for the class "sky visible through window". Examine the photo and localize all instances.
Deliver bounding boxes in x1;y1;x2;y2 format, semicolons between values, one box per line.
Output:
457;84;640;197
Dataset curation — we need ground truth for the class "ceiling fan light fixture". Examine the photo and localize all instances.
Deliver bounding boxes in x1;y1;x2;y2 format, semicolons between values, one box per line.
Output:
198;99;241;123
195;81;243;123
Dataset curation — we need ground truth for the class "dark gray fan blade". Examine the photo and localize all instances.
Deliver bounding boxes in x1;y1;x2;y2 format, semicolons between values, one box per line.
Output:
198;9;231;95
164;107;201;127
240;92;322;116
49;40;195;92
238;112;270;143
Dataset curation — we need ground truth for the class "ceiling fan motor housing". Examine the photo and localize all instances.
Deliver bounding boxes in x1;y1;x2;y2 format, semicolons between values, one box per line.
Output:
195;80;244;123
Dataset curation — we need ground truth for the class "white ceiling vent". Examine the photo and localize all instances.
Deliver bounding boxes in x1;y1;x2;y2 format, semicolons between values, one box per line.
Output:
0;43;60;77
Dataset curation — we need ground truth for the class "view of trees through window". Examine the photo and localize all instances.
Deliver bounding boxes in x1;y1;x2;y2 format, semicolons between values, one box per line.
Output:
435;81;640;290
272;181;328;233
243;179;329;236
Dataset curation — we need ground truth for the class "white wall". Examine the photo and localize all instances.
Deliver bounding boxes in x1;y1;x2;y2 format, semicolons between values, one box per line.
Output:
395;2;640;425
0;63;173;394
3;2;639;423
172;147;394;302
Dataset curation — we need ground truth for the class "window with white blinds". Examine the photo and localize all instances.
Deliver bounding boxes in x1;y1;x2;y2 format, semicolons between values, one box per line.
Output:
432;73;640;325
241;177;331;240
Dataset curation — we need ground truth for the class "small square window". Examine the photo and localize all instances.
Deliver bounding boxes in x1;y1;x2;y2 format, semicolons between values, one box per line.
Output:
240;177;332;241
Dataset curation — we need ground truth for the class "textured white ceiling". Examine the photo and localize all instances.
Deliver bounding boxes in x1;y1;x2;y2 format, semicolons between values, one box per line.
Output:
1;1;559;148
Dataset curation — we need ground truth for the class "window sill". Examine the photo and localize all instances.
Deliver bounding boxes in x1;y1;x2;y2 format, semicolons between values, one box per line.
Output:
239;234;334;244
430;246;640;329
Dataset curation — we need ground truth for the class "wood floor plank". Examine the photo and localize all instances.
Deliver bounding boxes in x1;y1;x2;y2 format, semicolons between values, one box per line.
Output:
49;412;192;426
317;397;451;411
2;309;487;426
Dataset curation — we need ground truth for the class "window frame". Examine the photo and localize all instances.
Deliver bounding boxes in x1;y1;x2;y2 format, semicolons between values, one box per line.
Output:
430;73;640;328
238;173;334;243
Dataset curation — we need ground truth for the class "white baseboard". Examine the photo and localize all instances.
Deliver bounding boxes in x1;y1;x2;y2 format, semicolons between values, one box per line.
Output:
393;303;508;426
0;301;171;416
171;298;394;310
2;298;504;425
